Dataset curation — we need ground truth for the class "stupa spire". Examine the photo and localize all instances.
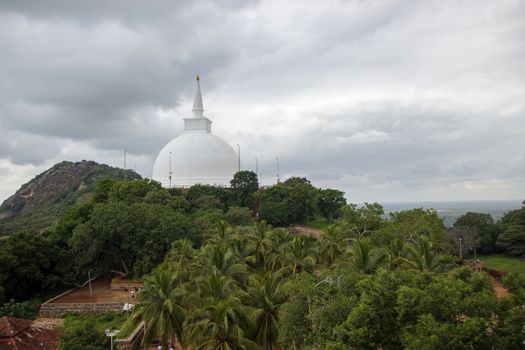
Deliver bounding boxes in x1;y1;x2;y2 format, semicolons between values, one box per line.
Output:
192;75;204;118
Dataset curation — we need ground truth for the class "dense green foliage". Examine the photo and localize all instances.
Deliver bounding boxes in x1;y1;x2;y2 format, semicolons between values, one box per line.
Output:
0;178;199;302
0;232;61;301
1;169;524;349
452;203;525;257
0;173;346;303
230;170;259;208
58;313;128;350
281;268;525;349
128;214;525;349
453;212;500;254
259;177;345;226
0;299;40;319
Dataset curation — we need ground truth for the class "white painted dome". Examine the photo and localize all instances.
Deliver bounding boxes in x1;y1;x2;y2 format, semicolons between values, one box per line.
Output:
152;76;238;187
152;132;237;187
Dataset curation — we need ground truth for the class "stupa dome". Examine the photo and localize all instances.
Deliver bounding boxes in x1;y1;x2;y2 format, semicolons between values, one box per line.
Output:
152;76;238;187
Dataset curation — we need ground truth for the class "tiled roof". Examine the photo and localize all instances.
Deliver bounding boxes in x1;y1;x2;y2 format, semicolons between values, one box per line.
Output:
0;317;31;337
0;317;59;350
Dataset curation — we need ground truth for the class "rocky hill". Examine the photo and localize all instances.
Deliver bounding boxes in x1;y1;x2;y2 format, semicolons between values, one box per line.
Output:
0;160;141;235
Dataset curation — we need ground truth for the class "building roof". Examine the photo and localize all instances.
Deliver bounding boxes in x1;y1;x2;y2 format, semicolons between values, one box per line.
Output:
0;316;59;350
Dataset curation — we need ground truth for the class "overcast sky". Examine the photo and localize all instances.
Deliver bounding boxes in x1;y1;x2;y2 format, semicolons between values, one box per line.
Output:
0;0;523;203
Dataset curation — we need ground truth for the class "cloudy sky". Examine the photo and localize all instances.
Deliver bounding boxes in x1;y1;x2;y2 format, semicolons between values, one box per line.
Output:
0;0;523;203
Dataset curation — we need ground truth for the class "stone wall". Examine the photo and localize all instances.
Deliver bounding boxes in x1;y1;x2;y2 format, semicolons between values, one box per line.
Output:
39;302;125;318
110;281;143;291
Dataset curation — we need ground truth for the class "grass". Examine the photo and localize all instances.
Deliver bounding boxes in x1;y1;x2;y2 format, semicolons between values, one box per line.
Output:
480;254;525;274
117;316;140;339
301;216;330;230
62;312;129;334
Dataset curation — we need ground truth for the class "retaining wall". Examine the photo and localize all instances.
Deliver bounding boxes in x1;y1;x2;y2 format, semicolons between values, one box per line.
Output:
39;302;125;318
115;322;145;350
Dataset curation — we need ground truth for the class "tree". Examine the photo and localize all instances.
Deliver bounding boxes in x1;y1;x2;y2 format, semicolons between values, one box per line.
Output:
283;178;318;223
344;238;385;274
70;201;193;277
496;225;525;256
317;189;346;223
0;232;60;301
132;266;187;348
403;237;443;272
282;177;311;186
244;272;286;349
447;226;480;258
341;202;384;237
500;205;525;227
280;235;317;275
380;209;449;249
184;295;257;350
225;206;253;226
245;220;274;268
107;179;161;204
58;319;106;350
318;225;345;267
184;270;256;349
497;206;525;256
454;212;500;254
231;171;259;208
199;245;248;283
259;185;296;225
194;195;224;211
260;200;291;226
186;184;233;210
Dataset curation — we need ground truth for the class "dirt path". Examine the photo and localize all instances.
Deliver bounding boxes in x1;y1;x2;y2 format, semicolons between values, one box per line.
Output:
492;280;510;298
291;226;323;238
49;279;130;303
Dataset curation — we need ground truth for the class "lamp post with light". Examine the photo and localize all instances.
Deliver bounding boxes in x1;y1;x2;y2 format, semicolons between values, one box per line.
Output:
105;329;120;350
236;144;241;172
276;157;280;183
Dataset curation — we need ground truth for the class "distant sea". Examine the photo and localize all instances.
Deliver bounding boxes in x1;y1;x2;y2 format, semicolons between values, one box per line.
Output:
380;200;523;227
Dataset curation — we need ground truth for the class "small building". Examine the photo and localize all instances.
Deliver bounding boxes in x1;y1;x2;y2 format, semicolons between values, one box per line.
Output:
0;316;59;350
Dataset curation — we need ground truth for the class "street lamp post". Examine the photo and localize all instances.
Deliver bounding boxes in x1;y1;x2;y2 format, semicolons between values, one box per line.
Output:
459;237;463;260
276;157;280;183
169;151;173;188
88;270;92;297
123;149;127;169
105;329;120;350
254;157;258;180
236;144;241;172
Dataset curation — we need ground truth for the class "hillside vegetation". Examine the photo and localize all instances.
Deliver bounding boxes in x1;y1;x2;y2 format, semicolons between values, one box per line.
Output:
0;167;524;348
0;160;140;234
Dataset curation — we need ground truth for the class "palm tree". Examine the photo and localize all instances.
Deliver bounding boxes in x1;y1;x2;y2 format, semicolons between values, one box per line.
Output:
132;266;187;348
198;244;248;283
264;229;293;271
317;225;345;267
183;295;258;350
197;268;238;301
165;239;195;265
279;235;316;275
204;220;238;248
344;238;385;274
243;272;285;349
245;221;275;268
403;236;443;272
383;238;409;270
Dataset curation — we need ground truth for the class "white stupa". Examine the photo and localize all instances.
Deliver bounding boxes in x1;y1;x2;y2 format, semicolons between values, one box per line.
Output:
152;76;238;187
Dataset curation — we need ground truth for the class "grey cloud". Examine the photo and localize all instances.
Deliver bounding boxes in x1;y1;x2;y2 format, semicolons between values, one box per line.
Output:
0;0;524;202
